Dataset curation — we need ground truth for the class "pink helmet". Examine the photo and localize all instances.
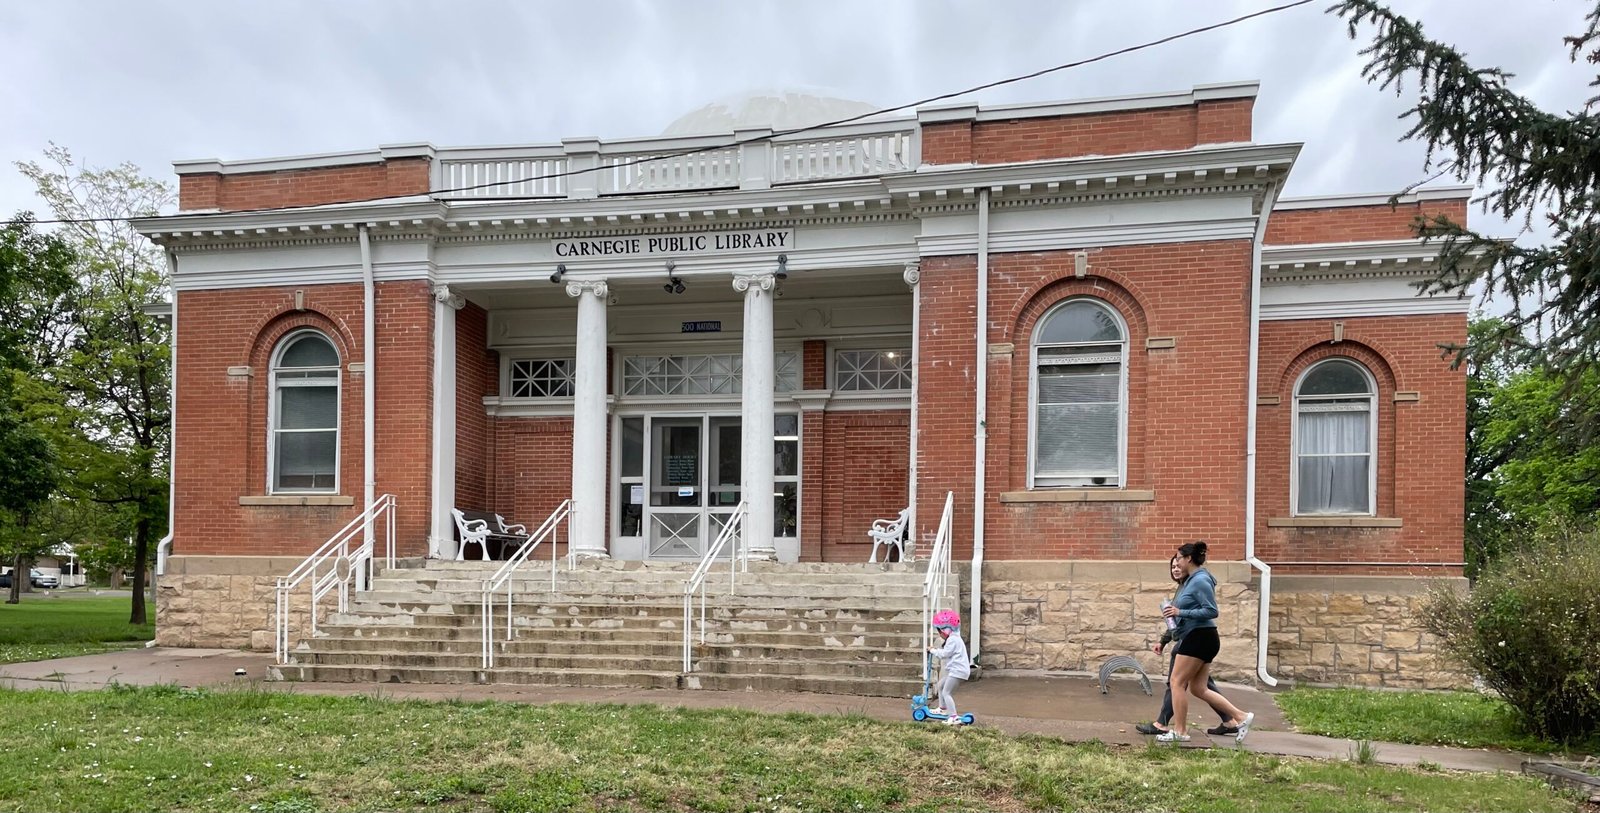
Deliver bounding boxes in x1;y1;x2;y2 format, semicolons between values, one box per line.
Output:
932;609;961;630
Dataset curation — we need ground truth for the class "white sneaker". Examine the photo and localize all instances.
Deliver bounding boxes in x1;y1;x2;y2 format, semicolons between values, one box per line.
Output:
1155;730;1190;743
943;715;962;726
928;707;945;716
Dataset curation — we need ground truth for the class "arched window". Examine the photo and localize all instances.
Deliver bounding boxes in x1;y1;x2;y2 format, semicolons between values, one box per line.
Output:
1292;358;1376;515
270;331;340;493
1030;299;1127;488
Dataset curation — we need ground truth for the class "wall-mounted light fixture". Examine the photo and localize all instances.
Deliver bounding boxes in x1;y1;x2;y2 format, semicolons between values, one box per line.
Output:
549;264;566;284
662;260;685;294
775;253;788;281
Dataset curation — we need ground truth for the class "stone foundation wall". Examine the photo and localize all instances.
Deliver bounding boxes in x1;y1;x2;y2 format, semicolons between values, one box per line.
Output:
977;562;1470;689
1269;575;1471;689
157;555;313;651
978;561;1260;683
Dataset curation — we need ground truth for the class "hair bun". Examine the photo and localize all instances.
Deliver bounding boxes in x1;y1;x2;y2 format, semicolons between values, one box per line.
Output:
1194;541;1208;554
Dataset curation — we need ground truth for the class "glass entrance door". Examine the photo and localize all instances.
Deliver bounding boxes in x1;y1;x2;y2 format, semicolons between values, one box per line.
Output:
647;419;703;558
622;413;799;560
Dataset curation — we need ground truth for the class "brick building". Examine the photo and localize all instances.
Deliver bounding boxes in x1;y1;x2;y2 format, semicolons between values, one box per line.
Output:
135;82;1470;689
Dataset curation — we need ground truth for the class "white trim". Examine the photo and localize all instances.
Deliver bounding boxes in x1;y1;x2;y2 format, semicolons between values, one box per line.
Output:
1273;185;1473;210
173;144;436;176
1290;359;1378;517
1027;298;1128;489
1261;298;1470;320
895;143;1300;193
915;81;1259;125
267;330;342;495
918;217;1258;256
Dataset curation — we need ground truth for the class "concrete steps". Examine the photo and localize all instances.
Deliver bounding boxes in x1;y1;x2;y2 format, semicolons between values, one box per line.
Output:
274;559;942;698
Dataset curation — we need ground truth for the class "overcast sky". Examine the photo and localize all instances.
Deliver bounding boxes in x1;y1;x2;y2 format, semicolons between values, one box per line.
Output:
1;0;1587;234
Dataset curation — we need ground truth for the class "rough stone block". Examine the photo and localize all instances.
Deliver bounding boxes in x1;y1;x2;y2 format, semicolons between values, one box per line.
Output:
1382;630;1420;650
1369;651;1397;672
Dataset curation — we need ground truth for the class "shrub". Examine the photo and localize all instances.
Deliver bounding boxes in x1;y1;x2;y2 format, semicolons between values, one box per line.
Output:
1426;521;1600;743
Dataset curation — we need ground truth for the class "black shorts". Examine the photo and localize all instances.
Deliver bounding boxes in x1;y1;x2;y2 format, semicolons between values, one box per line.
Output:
1174;627;1221;663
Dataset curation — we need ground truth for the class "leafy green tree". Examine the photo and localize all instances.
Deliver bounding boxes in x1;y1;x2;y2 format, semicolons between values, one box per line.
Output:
1334;1;1600;436
0;215;76;603
16;147;171;624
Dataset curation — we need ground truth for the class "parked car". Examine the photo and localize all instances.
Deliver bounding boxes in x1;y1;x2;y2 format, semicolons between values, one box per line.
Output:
30;569;58;589
0;572;7;588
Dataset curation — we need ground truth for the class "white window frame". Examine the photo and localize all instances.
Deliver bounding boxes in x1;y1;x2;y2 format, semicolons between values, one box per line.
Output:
832;347;913;393
1027;298;1129;489
1290;357;1378;516
506;357;576;398
267;329;341;495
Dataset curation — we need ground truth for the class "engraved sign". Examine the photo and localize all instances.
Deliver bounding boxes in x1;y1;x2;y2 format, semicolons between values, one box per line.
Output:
553;228;793;260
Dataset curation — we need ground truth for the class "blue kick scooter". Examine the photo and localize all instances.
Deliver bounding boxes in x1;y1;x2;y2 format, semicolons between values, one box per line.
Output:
911;652;975;725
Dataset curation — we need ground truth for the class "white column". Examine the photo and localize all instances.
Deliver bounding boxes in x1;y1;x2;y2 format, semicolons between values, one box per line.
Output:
734;272;776;561
567;279;610;558
429;284;464;559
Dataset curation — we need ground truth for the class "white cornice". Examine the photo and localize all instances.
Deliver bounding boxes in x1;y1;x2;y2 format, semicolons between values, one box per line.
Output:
894;143;1301;195
1261;239;1449;282
916;81;1259;124
173;143;437;176
918;217;1258;256
1261;298;1470;320
1273;185;1473;210
134;200;447;244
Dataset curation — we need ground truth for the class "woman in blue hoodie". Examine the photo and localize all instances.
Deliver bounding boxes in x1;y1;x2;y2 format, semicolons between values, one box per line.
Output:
1156;540;1254;744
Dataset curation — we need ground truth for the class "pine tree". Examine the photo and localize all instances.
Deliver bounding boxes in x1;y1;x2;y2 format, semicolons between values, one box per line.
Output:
1333;0;1600;435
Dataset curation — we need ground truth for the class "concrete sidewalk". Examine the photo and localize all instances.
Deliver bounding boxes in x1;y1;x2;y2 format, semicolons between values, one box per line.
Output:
0;647;1531;774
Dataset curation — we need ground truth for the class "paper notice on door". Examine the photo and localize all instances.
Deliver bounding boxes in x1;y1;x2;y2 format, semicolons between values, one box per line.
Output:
629;484;644;505
677;487;695;498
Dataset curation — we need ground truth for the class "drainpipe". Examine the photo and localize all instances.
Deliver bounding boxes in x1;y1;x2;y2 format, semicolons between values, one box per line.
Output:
904;261;921;549
1246;181;1282;687
359;227;376;583
970;189;990;661
155;250;178;583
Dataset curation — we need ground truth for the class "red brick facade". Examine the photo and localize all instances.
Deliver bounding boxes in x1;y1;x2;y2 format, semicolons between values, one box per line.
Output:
454;303;496;512
923;98;1253;165
1256;314;1466;574
174;280;434;557
178;158;430;212
1266;199;1469;245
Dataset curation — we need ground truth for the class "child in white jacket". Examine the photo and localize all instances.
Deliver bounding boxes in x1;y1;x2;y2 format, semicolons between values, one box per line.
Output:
928;609;971;726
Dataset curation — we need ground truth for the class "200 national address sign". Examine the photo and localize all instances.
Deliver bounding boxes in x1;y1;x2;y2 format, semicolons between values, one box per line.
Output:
553;228;793;259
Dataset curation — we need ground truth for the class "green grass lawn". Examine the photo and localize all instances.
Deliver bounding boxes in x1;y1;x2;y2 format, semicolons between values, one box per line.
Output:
0;685;1575;813
1277;687;1600;756
0;595;153;665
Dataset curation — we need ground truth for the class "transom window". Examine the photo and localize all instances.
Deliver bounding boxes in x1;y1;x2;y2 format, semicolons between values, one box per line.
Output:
835;349;912;392
270;331;340;493
1293;358;1376;515
509;358;574;398
1030;299;1126;488
622;351;799;396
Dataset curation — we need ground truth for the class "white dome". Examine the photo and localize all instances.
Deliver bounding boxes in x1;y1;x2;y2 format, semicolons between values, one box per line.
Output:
662;89;882;137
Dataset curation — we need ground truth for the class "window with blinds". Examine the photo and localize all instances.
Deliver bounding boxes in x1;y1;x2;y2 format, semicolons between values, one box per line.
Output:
1293;358;1376;515
1031;299;1126;487
270;331;340;493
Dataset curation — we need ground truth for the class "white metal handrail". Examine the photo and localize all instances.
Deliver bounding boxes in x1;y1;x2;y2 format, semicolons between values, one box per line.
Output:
682;500;747;673
921;491;956;685
480;499;572;669
273;494;396;664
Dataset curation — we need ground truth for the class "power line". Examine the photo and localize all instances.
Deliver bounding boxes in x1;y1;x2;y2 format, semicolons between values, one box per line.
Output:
13;0;1316;227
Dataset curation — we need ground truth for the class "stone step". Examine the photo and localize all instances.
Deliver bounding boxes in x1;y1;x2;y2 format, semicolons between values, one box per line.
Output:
301;636;924;663
272;662;919;698
397;560;929;576
308;626;925;649
291;649;922;679
330;602;925;627
369;580;928;600
373;574;932;592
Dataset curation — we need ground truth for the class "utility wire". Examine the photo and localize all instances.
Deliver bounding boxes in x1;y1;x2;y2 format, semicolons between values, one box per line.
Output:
12;0;1316;227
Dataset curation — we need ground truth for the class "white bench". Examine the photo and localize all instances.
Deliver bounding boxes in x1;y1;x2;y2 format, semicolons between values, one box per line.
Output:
867;507;911;563
451;509;529;561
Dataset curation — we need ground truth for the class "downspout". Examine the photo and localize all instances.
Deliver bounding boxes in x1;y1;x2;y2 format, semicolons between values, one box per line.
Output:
970;189;990;661
1246;181;1282;687
360;228;376;566
155;250;178;582
905;261;921;549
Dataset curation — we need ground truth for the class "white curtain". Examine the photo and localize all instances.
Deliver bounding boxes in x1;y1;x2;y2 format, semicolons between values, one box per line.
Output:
1296;405;1370;513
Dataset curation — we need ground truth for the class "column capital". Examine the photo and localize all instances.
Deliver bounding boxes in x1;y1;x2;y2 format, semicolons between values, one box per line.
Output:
902;261;922;287
431;284;465;310
732;272;776;294
565;279;609;299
